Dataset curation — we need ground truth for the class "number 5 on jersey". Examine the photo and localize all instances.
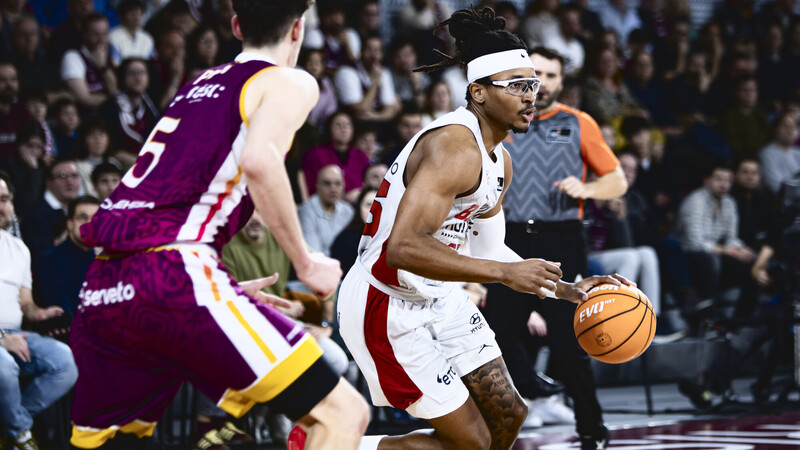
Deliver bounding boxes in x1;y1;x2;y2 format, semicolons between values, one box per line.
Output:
122;117;181;188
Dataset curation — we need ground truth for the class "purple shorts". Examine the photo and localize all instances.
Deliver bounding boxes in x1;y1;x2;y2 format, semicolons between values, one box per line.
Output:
69;245;325;448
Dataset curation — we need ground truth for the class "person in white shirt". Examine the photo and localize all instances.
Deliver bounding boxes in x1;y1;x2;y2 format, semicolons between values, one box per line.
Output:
542;5;585;77
61;13;119;111
302;1;360;70
298;165;354;257
109;0;155;60
759;112;800;195
597;0;642;47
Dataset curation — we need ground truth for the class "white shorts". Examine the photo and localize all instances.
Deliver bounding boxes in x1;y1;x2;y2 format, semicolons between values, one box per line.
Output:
337;265;502;420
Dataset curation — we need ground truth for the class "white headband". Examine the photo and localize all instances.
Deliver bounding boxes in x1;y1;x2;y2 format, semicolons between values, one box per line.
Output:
466;49;535;84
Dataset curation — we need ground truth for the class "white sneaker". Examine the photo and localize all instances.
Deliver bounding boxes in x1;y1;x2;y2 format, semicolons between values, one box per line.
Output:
522;408;543;428
528;395;576;424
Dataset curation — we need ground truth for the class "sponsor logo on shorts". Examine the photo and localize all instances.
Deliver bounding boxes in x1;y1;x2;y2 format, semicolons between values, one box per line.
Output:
437;366;457;385
78;281;136;309
470;313;485;333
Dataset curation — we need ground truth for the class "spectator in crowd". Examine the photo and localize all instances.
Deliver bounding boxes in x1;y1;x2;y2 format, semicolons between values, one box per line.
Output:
620;116;671;207
420;80;453;126
334;34;400;128
637;0;669;44
143;0;199;39
707;50;758;116
0;61;30;162
582;45;643;124
49;98;80;160
717;75;771;162
10;15;64;95
756;0;800;37
757;23;789;111
73;117;120;197
22;158;81;270
396;0;452;65
98;57;159;167
331;186;377;276
676;163;756;308
0;0;28;56
37;195;99;316
625;50;676;129
109;0;154;60
652;16;691;82
666;49;712;122
362;162;387;190
354;0;382;42
0;121;46;219
50;0;95;65
300;111;370;203
542;4;586;77
389;37;430;112
521;0;560;47
572;0;604;45
302;0;360;71
298;164;354;257
148;28;186;111
0;173;78;450
380;109;423;166
353;125;379;163
185;24;219;77
697;22;726;81
494;1;521;35
212;0;240;63
712;0;757;41
299;48;337;131
90;162;122;201
20;88;55;163
597;0;642;47
61;13;119;112
759;112;800;195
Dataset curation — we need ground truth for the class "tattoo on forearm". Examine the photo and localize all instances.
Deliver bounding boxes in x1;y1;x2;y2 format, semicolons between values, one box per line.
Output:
462;358;524;450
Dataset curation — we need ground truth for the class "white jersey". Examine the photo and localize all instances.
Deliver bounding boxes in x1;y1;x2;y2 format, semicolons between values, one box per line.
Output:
356;107;506;300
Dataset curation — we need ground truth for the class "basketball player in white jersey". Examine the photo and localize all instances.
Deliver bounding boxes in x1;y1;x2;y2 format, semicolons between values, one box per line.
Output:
335;7;630;450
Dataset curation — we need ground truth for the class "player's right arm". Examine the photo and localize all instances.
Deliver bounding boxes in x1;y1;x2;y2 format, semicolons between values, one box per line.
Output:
240;67;341;299
385;128;561;298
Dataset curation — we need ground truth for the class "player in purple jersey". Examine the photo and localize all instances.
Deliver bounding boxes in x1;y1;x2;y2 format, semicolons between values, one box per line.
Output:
68;1;369;449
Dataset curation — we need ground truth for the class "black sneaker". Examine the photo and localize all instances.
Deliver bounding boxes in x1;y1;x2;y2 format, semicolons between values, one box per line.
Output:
579;428;609;450
678;378;712;409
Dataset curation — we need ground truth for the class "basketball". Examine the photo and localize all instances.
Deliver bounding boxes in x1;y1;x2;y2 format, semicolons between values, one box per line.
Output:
573;283;656;364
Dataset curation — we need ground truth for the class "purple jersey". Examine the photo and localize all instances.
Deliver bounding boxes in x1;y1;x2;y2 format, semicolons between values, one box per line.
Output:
82;54;276;254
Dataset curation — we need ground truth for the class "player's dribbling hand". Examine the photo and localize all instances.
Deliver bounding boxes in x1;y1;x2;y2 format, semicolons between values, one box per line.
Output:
503;258;562;298
297;252;343;300
239;274;293;309
558;273;635;303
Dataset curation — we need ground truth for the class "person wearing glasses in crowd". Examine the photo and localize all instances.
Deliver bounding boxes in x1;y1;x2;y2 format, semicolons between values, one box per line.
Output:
482;46;627;450
332;8;629;450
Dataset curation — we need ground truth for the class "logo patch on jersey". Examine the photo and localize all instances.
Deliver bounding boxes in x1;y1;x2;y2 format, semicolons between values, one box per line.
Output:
497;177;504;192
546;127;573;143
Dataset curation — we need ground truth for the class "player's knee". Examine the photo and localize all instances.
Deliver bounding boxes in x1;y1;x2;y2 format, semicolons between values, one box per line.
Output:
454;425;492;450
324;379;370;434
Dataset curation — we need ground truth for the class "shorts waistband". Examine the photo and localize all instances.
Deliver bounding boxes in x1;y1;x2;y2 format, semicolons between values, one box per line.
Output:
97;242;219;260
507;220;583;234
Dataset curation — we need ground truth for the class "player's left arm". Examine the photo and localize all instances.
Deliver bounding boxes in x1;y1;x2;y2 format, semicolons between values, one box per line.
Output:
555;112;628;200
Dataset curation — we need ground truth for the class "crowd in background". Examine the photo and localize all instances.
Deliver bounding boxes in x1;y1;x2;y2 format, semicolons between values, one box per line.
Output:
2;0;800;446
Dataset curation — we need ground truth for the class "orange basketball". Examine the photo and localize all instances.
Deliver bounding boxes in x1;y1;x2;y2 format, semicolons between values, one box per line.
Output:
573;283;656;364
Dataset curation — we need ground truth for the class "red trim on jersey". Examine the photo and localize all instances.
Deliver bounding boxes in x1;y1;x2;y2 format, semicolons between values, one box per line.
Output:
364;285;423;410
196;166;243;240
371;241;400;287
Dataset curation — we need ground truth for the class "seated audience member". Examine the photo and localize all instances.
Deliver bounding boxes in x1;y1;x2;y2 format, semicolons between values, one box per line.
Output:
759;112;800;196
333;34;400;127
541;4;585;77
0;61;30;163
61;13;119;112
676;163;756;308
732;158;773;249
300;48;337;131
212;0;241;63
353;125;380;164
624;50;676;129
362;162;387;190
300;111;369;202
21;158;81;271
0;121;46;218
37;196;99;316
50;0;95;65
20;88;55;163
716;75;771;162
147;28;186;111
389;37;430;111
331;186;377;275
9;15;63;95
582;45;643;124
298;165;354;257
302;1;360;71
73;118;120;197
98;57;158;167
0;173;78;450
420;80;453;127
665;49;712;122
109;0;154;60
49;98;80;159
354;0;382;42
380;109;423;166
597;0;641;47
620;116;671;208
185;24;220;77
90;162;122;201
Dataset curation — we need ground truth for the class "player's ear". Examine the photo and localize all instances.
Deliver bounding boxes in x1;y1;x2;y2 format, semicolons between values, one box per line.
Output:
290;16;304;43
231;15;243;41
469;83;487;104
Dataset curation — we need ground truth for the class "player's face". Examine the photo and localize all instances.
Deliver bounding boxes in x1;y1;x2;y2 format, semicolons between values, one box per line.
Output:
530;54;563;111
483;67;536;133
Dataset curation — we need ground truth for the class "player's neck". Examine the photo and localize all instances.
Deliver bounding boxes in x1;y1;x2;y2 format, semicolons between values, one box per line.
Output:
467;104;509;153
240;45;291;67
537;101;560;116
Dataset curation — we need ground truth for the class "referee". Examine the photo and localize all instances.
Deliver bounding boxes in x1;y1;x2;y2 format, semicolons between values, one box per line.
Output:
482;46;627;450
